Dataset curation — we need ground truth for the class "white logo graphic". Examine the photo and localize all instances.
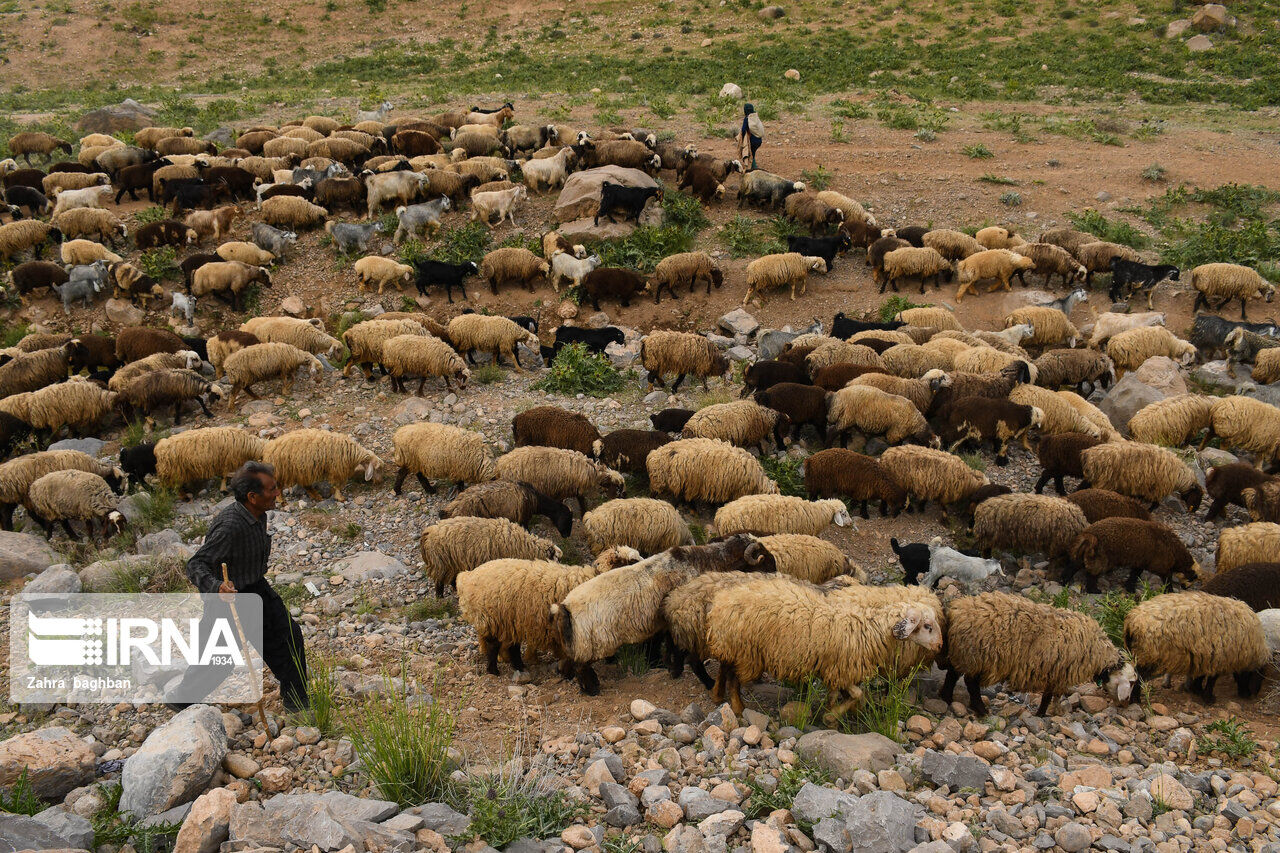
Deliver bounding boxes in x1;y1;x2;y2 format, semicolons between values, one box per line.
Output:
27;614;104;666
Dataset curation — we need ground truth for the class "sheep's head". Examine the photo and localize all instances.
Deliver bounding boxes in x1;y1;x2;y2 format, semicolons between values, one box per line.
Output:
824;499;854;529
1028;406;1045;429
1180;484;1204;512
358;455;380;482
891;605;944;653
1097;660;1137;705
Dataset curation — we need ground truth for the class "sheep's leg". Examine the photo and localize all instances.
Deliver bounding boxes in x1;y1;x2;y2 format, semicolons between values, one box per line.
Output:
940;669;959;703
480;636;500;675
393;467;411;495
689;657;714;690
575;495;588;517
196;396;213;418
61;519;79;541
1123;566;1142;592
1240;298;1250;321
858;499;870;519
506;643;525;674
668;645;687;679
725;667;745;715
416;377;428;397
1084;570;1101;594
1035;691;1055;717
576;662;600;696
1205;498;1227;521
1198;676;1218;704
965;674;987;716
670;373;687;394
172;401;185;426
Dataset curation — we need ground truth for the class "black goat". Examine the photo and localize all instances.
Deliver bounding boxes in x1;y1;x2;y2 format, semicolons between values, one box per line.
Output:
413;259;479;303
5;185;50;217
787;232;853;270
831;312;905;340
595;183;663;225
1189;314;1278;360
554;325;625;355
1109;257;1179;305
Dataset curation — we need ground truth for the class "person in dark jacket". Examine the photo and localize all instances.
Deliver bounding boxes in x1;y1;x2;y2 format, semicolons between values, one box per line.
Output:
737;103;765;170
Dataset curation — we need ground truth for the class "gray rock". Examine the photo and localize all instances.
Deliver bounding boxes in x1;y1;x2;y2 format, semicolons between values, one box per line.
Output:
556;166;660;223
719;309;761;338
1244;382;1280;407
601;782;638;810
0;531;58;580
336;550;407;581
666;824;708;853
1192;360;1244;391
79;553;153;591
47;437;106;456
23;563;81;594
76;98;157;133
30;806;94;848
683;792;734;821
121;704;227;817
920;750;990;791
1099;371;1169;433
759;5;785;18
412;801;472;835
0;813;73;853
506;838;544;853
908;844;954;853
641;785;672;807
605;804;643;826
842;791;922;853
797;730;902;778
1054;822;1092;853
204;126;236;146
0;726;96;800
589;748;625;781
644;390;668;404
791;782;858;825
135;528;187;557
726;345;754;363
813;817;852;853
1095;836;1132;852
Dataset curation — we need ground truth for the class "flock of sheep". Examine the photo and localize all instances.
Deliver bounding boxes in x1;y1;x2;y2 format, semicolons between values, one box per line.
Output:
1;103;1279;723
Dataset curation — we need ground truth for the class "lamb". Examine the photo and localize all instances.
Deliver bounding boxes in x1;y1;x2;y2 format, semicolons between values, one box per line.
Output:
0;220;62;262
221;342;321;408
107;262;164;308
1076;241;1141;286
380;334;469;395
1202;562;1280;612
261;428;379;503
875;445;985;522
1126;394;1214;448
549;251;604;293
1004;306;1080;348
937;397;1043;464
942;592;1135;716
191;261;272;312
662;571;772;689
640;331;730;393
521;148;576;192
1066;516;1198;592
440;480;573;537
353;256;414;294
446;313;540;372
108;351;201;391
582;497;693;556
784;192;844;234
457;547;641;679
480;247;550;296
647;437;779;508
1032;348;1115;396
737;170;806;209
826;385;938;449
1125;592;1269;703
25;470;124;542
682;400;789;453
240;316;342;358
867;235;910;281
918;539;1003;591
216;241;275;267
879;247;953;295
552;535;767;694
1011;242;1087;287
0;346;71;399
0;377;118;439
1080;441;1203;510
714;494;852;537
1087;310;1166;348
1190;263;1276;320
495;446;624;516
0;448;124;530
512;406;601;457
471;185;527;228
804;448;906;518
1106;325;1197;374
1203;395;1280;468
706;580;944;717
420;516;560;597
743;253;826;306
8;132;72;164
973;493;1090;560
50;184;112;218
391;422;495;495
1033;432;1103;494
955;249;1036;300
648;252;724;303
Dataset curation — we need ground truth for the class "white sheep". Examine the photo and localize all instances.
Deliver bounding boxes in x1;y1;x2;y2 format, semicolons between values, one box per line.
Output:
549;251;603;293
920;537;1003;589
471;185;527;228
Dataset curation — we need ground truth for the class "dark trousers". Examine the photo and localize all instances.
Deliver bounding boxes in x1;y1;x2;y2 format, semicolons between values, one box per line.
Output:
169;578;309;712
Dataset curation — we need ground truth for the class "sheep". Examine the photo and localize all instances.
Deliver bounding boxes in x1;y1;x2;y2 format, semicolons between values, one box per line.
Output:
756;534;861;584
521;148;576;192
742;253;826;306
1032;348;1115;397
1087;310;1166;348
0;220;62;262
714;494;852;537
1189;263;1276;320
49;184;112;218
134;219;197;250
0;448;124;530
8;261;68;300
549;251;603;294
1105;325;1197;374
1066;516;1198;592
1080;441;1203;510
50;209;125;255
391;422;494;496
922;229;984;261
0;411;30;460
737;170;806;209
582;497;693;556
191;261;272;312
1007;241;1088;288
24;470;124;542
1217;522;1280;574
826;385;938;449
552;535;766;694
973;493;1089;560
814;190;875;227
511;406;601;457
942;592;1134;717
0;346;71;399
353;256;414;294
663;570;772;689
682;400;788;453
479;247;550;296
446;314;539;372
183;205;239;244
573;139;657;172
457;547;640;678
895;306;962;333
647;437;779;508
1251;349;1280;385
1061;489;1151;526
310;176;364;214
936;396;1043;464
503;123;558;154
216;241;275;267
867;235;909;280
640;331;730;393
1037;227;1097;256
974;225;1022;250
108;350;201;391
494;446;624;517
420;516;560;597
999;386;1093;443
878;445;989;522
742;360;809;397
1125;592;1269;703
448;159;511;184
1033;432;1103;494
221;342;321;409
5;184;51;217
377;333;468;395
751;382;827;443
245;223;297;262
257;195;326;231
706;580;944;717
1076;241;1141;286
440;480;573;537
107;262;164;308
648;252;724;303
8;132;72;164
1126;394;1215;447
1004;305;1080;349
341;318;428;379
261;428;379;503
955;249;1036;300
0;377;117;439
147;427;266;493
918;539;1003;591
471;185;527;228
787;233;853;271
241;316;342;359
117;368;223;426
580;267;647;310
803;448;906;518
847;372;948;415
1202;562;1280;612
390;197;450;245
879;246;952;295
1203;462;1274;521
784;192;844;234
1225;328;1280;367
134;126;194;149
12;333;71;353
1204;395;1280;467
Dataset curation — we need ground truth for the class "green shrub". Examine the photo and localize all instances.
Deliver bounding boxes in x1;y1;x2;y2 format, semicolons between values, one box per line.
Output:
761;455;806;497
472;364;506;385
1000;191;1023;207
1160;219;1280;276
0;769;45;815
848;661;923;742
978;174;1018;185
1066;209;1150;250
1196;717;1258;759
453;769;588;849
299;653;342;737
351;676;458;808
743;763;830;822
533;343;625;397
719;215;775;258
962;143;994;159
428;221;491;265
1141;163;1167;183
879;294;927;323
137;246;179;281
105;555;189;594
90;782;182;847
800;165;833;191
0;322;28;348
134;205;168;224
597;224;694;272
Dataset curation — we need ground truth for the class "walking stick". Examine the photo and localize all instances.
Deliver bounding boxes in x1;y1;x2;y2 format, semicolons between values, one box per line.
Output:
221;563;271;732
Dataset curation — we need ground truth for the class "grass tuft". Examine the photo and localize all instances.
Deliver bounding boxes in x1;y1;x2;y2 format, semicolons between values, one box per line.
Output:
879;295;927;323
1066;209;1151;250
962;143;994;159
533;343;625;397
0;769;46;815
452;763;588;849
350;675;458;808
761;455;806;497
1196;717;1258;759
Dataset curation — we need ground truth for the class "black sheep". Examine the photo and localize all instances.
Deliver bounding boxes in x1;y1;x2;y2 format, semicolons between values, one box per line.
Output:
582;267;646;310
114;160;171;204
787;232;852;270
740;359;809;397
67;336;120;373
179;253;221;290
650;408;695;434
754;382;828;443
2;169;46;191
119;442;157;487
135;219;195;249
4;185;50;217
0;412;32;460
412;259;478;303
891;538;931;585
1202;562;1280;611
1189;314;1278;361
895;225;927;247
10;261;68;296
830;312;905;340
593;429;673;476
167;179;231;213
554;325;624;355
595;183;663;225
1034;432;1103;494
1109;257;1179;305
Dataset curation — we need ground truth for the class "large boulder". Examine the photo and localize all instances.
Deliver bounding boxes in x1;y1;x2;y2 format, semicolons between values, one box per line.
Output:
336;551;407;582
1132;356;1187;396
105;298;146;326
0;813;77;853
920;750;991;790
840;791;923;853
47;437;106;456
121;704;227;817
174;787;237;853
0;727;96;799
1192;3;1234;30
554;166;659;223
796;730;903;778
0;531;59;581
24;563;81;594
76;98;156;134
229;791;407;850
1099;371;1168;433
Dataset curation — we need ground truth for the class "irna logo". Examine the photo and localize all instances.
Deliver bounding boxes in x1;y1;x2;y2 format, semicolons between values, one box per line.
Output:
27;612;246;667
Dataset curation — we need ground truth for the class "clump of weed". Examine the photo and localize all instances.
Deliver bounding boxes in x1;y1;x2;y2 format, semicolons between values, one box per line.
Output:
962;143;994;159
1066;209;1151;250
1000;191;1023;207
533;343;625;397
471;364;506;385
1141;163;1167;183
761;455;806;497
879;294;927;323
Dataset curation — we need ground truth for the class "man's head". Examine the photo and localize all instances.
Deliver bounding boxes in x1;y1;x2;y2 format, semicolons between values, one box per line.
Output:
230;461;279;515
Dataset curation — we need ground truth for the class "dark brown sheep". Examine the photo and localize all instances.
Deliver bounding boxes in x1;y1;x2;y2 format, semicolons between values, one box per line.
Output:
741;360;810;397
1064;488;1152;524
116;368;222;425
67;336;120;374
114;326;188;364
592;429;673;476
810;363;884;391
937;396;1041;465
1202;562;1280;611
1204;462;1275;521
581;267;647;310
650;409;694;434
754;381;830;442
1033;431;1103;495
512;406;601;457
804;447;907;518
1066;517;1197;593
134;219;197;250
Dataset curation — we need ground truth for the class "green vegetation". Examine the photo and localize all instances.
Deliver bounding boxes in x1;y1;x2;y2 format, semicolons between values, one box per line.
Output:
800;165;833;191
1196;717;1258;759
428;221;491;266
406;597;458;621
1087;583;1164;647
533;343;625;397
978;174;1019;185
0;322;28;348
596;190;707;272
298;653;342;738
134;205;169;224
743;763;830;822
1136;184;1280;277
849;662;924;742
1065;209;1151;250
471;364;506;385
879;295;927;323
718;215;801;258
351;676;458;808
454;770;588;849
761;455;806;497
137;246;179;281
0;769;45;816
105;555;190;594
962;143;994;160
1141;163;1167;183
614;643;652;677
90;782;182;847
1000;191;1023;207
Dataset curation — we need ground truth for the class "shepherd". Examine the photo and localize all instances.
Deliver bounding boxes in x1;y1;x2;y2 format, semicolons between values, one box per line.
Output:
737;102;765;170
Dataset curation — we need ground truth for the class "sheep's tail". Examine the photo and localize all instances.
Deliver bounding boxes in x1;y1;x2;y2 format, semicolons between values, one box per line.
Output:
551;602;574;656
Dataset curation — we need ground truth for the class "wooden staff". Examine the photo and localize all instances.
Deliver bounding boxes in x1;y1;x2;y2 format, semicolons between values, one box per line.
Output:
221;563;270;731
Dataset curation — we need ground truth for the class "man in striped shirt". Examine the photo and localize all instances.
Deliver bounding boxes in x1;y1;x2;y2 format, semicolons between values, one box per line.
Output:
169;461;309;713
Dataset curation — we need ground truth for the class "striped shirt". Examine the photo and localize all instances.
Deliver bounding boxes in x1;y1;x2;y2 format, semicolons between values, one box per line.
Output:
185;500;272;593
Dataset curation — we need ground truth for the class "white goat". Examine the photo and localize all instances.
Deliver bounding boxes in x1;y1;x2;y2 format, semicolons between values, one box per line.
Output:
471;185;527;229
549;251;603;293
920;537;1003;590
356;100;394;124
170;292;197;324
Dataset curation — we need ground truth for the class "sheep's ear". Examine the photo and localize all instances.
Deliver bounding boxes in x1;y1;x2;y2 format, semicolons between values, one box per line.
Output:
892;608;922;640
